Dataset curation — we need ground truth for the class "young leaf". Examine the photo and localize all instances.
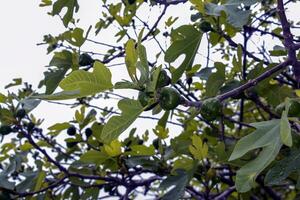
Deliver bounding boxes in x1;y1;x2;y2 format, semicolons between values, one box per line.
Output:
147;66;162;92
34;171;46;192
137;45;149;84
189;135;208;160
101;99;143;144
5;78;22;89
104;140;122;157
153;125;169;139
63;27;89;47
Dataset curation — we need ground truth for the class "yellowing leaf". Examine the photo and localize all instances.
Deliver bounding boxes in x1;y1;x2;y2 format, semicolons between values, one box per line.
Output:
153;125;169;139
295;90;300;97
0;93;7;103
189;135;208;160
125;39;138;82
104;140;122;157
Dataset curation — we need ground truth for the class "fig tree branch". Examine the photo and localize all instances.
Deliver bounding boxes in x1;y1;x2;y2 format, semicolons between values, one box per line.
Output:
277;0;300;82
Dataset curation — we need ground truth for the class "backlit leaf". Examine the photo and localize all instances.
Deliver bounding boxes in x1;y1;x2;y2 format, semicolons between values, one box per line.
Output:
165;25;203;83
101;99;143;143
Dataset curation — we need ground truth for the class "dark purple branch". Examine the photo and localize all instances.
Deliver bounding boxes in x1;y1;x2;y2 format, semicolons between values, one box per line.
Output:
218;31;270;65
141;5;168;42
153;0;187;5
15;176;67;197
277;0;300;82
218;60;290;101
213;186;235;200
183;60;290;107
238;30;250;131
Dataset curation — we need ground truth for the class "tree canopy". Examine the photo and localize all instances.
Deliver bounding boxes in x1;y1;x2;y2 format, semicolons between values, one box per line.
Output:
1;0;300;199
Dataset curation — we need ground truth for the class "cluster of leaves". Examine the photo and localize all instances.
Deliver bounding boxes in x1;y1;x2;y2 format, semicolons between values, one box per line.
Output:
2;0;300;199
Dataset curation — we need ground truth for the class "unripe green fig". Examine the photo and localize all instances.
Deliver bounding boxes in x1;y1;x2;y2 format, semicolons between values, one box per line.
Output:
138;91;152;107
152;138;159;149
66;141;78;148
0;125;12;135
0;189;12;200
27;122;35;132
85;128;93;138
79;53;94;66
199;21;212;33
200;98;222;121
16;109;26;119
138;139;144;145
156;70;171;89
159;87;181;111
67;126;77;136
128;0;136;4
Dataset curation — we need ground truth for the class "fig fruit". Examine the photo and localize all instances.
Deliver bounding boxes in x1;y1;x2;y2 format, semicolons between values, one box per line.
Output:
156;70;171;89
200;98;222;121
67;126;77;136
159;87;181;111
79;53;94;66
199;21;212;33
0;125;12;135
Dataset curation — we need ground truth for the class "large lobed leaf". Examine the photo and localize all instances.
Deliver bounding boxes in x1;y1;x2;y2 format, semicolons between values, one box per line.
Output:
160;170;190;200
33;61;113;100
39;50;78;94
52;0;79;27
100;99;144;144
229;120;283;192
205;0;258;28
59;61;112;94
165;25;203;83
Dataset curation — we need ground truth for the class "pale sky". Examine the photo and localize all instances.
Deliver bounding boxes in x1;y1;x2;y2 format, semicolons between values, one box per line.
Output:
1;1;300;138
0;1;191;137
